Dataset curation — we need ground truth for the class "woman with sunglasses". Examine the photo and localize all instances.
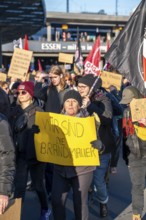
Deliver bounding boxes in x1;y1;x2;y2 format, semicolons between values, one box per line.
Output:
12;81;50;220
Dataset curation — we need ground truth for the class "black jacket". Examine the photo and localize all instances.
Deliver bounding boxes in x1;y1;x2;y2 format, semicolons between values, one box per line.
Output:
13;100;43;163
35;84;70;113
87;93;116;154
0;113;15;196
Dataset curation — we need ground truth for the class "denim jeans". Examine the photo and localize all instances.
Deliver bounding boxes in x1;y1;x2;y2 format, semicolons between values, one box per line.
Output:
93;153;111;204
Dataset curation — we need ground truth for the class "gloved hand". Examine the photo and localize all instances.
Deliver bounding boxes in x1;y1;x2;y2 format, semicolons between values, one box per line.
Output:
90;140;105;154
31;125;40;134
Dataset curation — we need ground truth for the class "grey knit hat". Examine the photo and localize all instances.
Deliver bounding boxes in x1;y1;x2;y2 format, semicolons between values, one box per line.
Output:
63;90;82;106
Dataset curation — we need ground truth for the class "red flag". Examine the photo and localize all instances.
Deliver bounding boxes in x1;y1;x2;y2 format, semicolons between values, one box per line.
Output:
24;35;29;50
84;36;101;76
38;59;43;72
143;32;146;88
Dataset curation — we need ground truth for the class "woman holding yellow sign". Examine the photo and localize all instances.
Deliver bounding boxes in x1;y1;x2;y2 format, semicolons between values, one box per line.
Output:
51;90;96;220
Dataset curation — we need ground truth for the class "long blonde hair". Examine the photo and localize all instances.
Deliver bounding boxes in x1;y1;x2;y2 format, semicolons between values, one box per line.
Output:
49;65;66;90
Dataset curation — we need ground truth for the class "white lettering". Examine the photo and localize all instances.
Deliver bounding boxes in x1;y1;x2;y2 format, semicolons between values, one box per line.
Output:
41;43;61;50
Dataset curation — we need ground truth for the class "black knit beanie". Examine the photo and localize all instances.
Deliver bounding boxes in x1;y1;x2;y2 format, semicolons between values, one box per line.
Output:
78;74;102;90
63;90;82;106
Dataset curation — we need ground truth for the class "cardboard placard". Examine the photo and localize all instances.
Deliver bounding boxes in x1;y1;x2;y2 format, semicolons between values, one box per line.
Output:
8;48;33;80
35;112;100;166
0;198;21;220
100;71;122;90
58;53;73;64
0;72;7;81
130;98;146;122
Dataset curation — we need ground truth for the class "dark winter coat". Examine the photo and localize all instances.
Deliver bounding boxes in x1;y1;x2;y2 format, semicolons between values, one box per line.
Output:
0;113;15;196
35;84;70;113
13;100;43;163
87;93;116;154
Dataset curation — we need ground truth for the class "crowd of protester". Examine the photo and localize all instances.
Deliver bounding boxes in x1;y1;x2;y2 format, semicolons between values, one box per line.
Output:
0;66;145;220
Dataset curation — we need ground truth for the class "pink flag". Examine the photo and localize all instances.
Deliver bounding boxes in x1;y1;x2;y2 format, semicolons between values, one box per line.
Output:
24;35;29;50
84;36;101;76
38;59;43;72
106;39;110;52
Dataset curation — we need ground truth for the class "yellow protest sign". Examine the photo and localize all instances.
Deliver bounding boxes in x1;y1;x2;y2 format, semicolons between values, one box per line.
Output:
0;72;7;81
58;53;73;64
130;98;146;122
134;124;146;140
101;71;122;90
35;112;99;166
8;48;33;80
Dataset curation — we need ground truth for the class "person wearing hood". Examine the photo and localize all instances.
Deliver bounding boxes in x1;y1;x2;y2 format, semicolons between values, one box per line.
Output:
12;81;50;220
120;86;145;220
77;74;115;218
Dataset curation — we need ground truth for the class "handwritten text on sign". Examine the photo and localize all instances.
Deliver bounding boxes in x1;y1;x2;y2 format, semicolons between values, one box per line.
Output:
130;98;146;122
35;112;99;166
101;71;122;90
8;48;33;79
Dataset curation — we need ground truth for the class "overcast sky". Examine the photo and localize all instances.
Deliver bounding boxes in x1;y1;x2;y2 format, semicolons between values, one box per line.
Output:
45;0;141;15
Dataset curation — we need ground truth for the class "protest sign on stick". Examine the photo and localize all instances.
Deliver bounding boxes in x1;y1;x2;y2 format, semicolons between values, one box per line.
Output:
58;53;73;64
101;71;122;90
0;72;7;81
8;48;33;80
130;98;146;122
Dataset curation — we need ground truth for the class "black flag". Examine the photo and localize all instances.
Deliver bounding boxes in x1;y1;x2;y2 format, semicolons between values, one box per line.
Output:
105;0;146;95
74;31;84;74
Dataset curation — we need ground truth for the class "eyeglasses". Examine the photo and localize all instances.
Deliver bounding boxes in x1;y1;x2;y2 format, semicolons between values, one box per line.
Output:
17;90;27;96
77;85;88;89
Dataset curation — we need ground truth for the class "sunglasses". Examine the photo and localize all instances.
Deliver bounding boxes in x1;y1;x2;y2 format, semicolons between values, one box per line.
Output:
17;90;27;96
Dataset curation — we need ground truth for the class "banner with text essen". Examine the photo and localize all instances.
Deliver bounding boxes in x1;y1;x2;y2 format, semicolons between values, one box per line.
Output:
34;112;99;166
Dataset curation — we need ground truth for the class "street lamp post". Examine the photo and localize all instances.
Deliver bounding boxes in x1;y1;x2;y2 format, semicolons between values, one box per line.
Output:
116;0;118;15
67;0;69;13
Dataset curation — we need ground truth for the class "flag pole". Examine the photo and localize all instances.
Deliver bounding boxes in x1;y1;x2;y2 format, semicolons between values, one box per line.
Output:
143;28;146;88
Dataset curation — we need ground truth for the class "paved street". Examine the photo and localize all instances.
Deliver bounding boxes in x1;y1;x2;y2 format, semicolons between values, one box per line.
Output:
21;157;146;220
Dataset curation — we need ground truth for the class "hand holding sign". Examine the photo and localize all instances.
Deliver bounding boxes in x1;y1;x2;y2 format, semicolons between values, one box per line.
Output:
35;112;100;166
